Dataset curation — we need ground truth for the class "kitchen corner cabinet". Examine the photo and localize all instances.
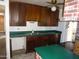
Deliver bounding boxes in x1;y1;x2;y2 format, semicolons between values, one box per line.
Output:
26;4;41;21
38;7;59;26
0;15;4;32
10;2;26;26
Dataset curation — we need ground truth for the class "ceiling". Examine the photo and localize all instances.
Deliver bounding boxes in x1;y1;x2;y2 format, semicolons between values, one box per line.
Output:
10;0;64;8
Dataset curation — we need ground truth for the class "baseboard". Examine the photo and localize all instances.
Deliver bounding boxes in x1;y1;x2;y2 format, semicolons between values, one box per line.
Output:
12;49;26;56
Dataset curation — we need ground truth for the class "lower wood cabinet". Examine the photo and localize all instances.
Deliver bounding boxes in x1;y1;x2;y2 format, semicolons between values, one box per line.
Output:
26;34;61;52
10;2;59;26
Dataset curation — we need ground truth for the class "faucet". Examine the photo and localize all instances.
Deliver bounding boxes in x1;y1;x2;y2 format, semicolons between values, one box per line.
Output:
30;30;34;35
31;30;34;35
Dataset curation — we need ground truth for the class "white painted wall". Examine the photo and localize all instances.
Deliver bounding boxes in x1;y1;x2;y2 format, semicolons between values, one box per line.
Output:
58;22;68;42
59;22;77;42
66;22;77;41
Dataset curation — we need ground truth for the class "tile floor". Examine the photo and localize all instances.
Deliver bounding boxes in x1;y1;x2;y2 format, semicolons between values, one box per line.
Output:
11;52;35;59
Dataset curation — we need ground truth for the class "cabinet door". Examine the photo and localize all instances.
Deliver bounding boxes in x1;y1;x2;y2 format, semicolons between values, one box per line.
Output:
10;2;20;26
19;3;26;26
31;5;41;21
26;4;41;21
38;7;50;26
0;15;4;32
50;9;59;26
27;36;36;52
38;7;59;26
25;4;32;21
10;2;26;26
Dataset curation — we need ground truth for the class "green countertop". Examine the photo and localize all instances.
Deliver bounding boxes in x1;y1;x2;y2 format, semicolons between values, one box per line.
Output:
10;30;61;38
35;45;79;59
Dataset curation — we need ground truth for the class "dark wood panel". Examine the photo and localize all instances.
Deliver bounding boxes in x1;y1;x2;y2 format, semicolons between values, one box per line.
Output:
26;34;61;52
19;3;26;26
38;7;59;26
10;2;20;26
26;4;41;21
25;4;32;21
25;3;59;26
38;7;50;26
10;2;59;26
50;9;59;26
10;2;26;26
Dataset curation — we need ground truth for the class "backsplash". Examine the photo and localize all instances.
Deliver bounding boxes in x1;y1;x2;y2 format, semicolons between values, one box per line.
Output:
10;21;60;32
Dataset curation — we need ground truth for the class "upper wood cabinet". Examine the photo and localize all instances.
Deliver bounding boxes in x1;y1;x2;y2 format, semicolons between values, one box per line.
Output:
50;9;59;26
0;15;4;32
38;7;59;26
26;4;41;21
10;2;26;26
38;7;50;26
10;2;59;26
18;3;26;26
10;2;19;26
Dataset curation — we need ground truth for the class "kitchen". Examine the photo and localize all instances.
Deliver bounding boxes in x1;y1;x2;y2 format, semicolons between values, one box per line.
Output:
0;0;79;59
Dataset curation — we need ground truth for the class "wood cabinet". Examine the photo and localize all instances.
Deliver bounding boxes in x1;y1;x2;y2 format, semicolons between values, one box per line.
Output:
26;34;61;52
38;7;50;26
50;9;59;26
10;2;26;26
0;15;4;32
10;2;59;26
38;7;59;26
19;3;26;26
26;4;41;21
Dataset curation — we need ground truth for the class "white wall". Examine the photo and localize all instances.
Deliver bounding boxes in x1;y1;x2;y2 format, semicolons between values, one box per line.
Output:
58;22;68;42
66;22;77;41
